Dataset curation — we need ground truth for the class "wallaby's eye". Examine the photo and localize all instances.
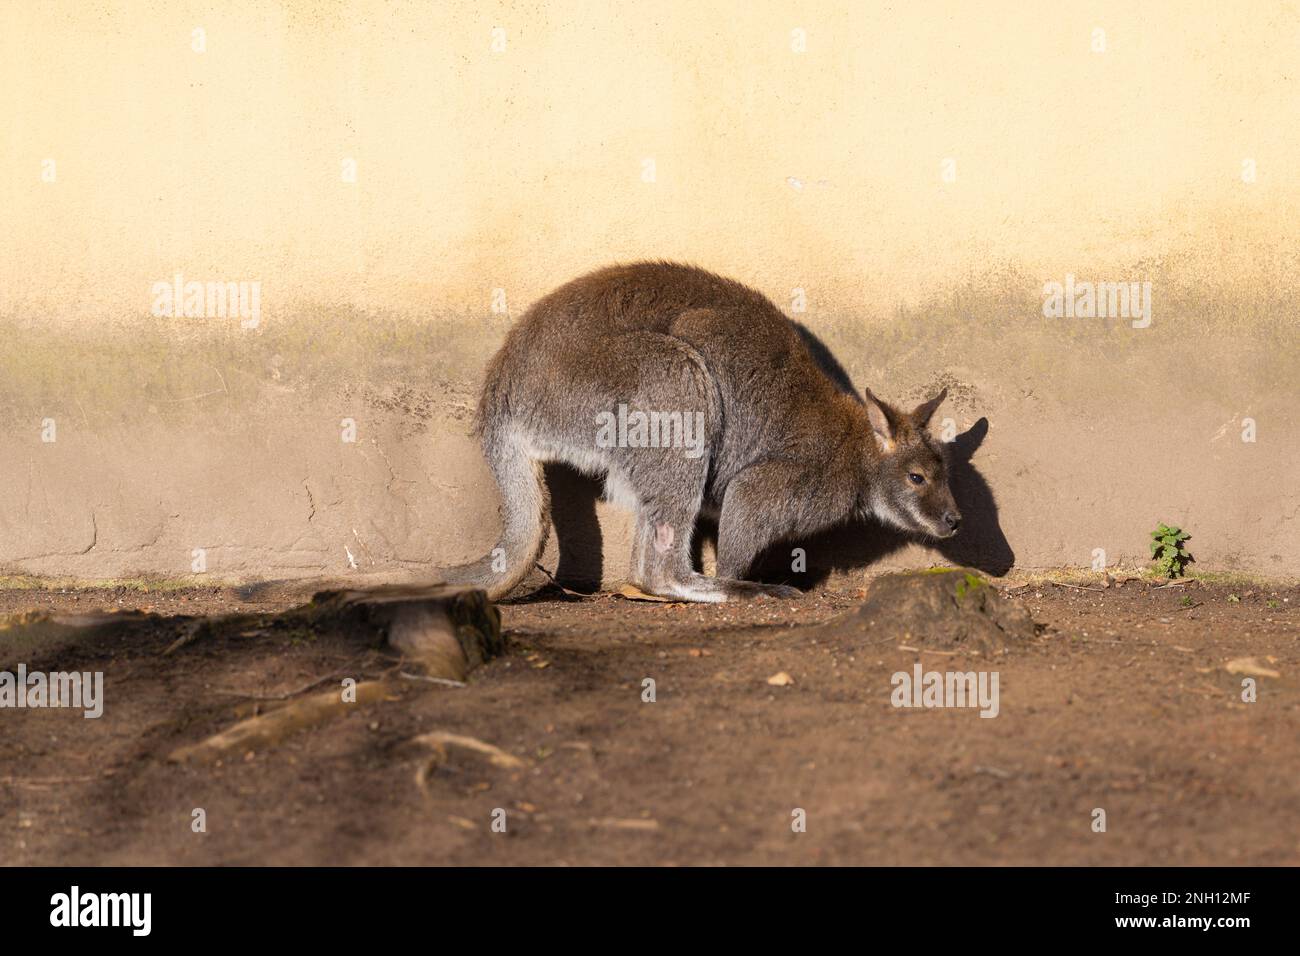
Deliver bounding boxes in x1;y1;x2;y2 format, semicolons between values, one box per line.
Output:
908;472;925;486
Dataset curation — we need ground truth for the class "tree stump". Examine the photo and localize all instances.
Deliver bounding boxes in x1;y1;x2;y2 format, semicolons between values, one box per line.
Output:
304;584;503;681
822;568;1040;654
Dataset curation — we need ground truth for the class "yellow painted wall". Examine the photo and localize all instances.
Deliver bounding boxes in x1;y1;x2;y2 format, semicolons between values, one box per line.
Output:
5;0;1297;318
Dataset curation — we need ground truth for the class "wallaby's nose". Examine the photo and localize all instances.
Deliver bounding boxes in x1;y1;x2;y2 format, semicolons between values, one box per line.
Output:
943;511;961;532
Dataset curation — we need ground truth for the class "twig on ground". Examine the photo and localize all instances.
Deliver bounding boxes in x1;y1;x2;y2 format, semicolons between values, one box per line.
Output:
399;672;467;688
0;774;98;789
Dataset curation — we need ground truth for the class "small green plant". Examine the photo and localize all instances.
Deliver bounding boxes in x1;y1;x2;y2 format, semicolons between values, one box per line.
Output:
1227;593;1240;603
954;571;986;600
1180;594;1195;607
1149;523;1192;579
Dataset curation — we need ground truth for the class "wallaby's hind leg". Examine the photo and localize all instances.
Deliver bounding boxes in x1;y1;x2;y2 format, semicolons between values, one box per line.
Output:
631;509;723;602
629;465;800;603
620;422;715;600
632;509;800;601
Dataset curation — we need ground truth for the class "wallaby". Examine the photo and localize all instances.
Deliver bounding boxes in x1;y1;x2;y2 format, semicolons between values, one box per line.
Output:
439;262;961;602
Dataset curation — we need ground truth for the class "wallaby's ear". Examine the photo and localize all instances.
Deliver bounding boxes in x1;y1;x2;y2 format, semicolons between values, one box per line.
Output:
910;387;948;430
862;387;900;447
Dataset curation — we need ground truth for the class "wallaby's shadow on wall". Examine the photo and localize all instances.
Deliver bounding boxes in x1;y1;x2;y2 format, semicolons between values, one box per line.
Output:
541;324;1014;592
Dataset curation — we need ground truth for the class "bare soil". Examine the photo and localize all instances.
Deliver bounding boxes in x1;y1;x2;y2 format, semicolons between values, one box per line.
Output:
2;577;1297;865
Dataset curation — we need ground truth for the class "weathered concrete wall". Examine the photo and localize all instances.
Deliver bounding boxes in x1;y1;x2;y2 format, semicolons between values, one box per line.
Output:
2;1;1297;584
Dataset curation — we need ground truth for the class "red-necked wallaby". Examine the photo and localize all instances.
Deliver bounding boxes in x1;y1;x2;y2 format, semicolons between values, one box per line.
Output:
439;262;960;602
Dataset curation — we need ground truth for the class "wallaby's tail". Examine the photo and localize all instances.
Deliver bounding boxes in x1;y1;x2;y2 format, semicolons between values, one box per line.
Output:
436;420;550;600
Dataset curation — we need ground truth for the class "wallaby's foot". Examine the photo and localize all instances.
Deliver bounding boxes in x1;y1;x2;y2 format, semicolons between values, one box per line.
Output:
636;572;801;603
748;582;803;600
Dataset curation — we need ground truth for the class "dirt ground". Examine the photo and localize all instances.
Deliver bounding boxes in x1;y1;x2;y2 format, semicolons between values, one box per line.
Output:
2;575;1297;866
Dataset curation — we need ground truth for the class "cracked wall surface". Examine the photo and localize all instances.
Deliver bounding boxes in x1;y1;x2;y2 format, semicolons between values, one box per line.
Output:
1;1;1298;584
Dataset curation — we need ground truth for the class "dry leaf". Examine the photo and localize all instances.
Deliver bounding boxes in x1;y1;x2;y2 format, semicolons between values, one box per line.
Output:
616;584;677;603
